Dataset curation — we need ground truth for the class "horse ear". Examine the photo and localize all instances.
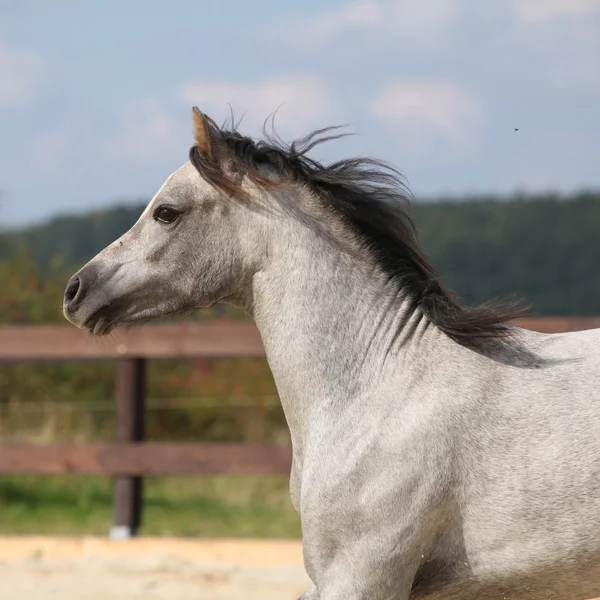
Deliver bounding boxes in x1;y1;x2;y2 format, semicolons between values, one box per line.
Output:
192;107;215;159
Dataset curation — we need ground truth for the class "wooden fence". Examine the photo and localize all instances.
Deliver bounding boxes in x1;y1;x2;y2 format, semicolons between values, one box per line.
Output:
1;317;599;537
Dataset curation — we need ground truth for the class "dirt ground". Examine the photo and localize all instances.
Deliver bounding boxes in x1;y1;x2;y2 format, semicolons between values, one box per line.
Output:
0;537;311;599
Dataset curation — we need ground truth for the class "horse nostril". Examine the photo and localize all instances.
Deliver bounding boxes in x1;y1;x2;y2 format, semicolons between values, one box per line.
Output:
64;275;83;309
65;277;80;301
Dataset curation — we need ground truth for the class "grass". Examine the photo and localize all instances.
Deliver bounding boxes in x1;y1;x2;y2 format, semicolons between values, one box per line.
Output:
0;475;301;538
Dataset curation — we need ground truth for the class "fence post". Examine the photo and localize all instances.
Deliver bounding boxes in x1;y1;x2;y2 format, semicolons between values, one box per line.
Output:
109;357;146;540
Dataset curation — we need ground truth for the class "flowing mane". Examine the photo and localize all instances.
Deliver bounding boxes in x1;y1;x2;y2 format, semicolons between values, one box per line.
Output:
189;118;527;343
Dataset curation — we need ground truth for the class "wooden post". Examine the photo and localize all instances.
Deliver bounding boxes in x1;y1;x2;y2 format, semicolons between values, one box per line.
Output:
110;358;146;539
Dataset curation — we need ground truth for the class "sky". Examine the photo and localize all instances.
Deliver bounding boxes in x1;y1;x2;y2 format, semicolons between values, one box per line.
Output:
0;0;599;226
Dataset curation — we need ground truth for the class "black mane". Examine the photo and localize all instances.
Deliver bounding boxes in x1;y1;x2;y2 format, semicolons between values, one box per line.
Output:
189;121;527;343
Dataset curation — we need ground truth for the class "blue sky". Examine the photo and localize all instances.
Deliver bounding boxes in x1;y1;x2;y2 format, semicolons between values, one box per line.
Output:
1;0;599;225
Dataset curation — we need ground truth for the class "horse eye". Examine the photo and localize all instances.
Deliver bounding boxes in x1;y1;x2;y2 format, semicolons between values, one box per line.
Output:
154;206;180;224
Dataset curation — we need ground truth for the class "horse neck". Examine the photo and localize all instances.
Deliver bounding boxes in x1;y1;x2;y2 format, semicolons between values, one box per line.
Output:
248;220;437;447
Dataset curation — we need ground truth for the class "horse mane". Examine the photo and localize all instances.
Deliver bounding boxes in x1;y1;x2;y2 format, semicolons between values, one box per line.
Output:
189;118;528;344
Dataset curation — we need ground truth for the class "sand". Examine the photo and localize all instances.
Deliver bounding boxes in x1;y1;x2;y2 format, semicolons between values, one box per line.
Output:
3;538;598;600
0;537;311;600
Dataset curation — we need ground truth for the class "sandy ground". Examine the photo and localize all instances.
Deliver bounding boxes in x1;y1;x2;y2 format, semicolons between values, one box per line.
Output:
4;538;599;600
0;537;311;600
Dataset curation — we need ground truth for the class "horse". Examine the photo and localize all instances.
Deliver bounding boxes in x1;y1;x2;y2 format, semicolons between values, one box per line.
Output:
63;107;600;599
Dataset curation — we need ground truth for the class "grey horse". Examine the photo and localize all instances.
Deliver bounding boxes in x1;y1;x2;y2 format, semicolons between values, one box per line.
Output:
64;108;600;599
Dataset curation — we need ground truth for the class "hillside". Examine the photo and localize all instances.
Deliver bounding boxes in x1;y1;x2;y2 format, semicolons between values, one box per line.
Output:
2;191;600;315
0;203;145;269
412;191;600;315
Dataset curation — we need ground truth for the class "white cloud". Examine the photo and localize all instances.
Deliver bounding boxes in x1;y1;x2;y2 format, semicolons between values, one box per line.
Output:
499;0;600;94
371;82;484;151
180;75;335;137
387;0;460;34
273;0;461;48
512;0;600;23
0;42;42;108
277;2;382;46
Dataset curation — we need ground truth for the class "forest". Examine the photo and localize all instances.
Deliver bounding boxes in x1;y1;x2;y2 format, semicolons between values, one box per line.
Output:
2;189;600;317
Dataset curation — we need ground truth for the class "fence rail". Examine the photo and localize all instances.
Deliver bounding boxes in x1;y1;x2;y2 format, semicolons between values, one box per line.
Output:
1;317;598;537
3;317;600;362
0;443;292;476
0;322;264;361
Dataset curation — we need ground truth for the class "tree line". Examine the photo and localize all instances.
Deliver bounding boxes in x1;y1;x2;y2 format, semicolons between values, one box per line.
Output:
2;189;600;317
